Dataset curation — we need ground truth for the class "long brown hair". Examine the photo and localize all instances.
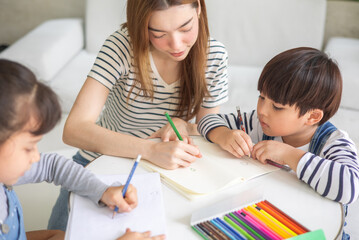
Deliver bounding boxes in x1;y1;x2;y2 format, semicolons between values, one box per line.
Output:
0;59;61;144
124;0;210;120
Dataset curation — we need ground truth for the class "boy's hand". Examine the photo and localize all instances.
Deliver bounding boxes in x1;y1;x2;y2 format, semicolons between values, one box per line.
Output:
251;140;305;171
209;127;253;158
117;228;166;240
100;184;138;212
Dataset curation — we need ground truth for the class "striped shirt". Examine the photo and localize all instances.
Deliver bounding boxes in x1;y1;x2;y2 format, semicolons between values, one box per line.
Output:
198;110;359;204
80;28;228;160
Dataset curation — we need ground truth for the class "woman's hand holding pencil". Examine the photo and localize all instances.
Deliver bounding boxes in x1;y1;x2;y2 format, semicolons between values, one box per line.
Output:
148;116;197;144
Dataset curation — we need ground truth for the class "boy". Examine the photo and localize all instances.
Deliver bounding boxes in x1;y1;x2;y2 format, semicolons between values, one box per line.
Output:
198;47;359;205
198;47;359;239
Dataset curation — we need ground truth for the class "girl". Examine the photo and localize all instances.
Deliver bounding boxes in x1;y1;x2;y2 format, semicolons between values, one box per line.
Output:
0;59;164;240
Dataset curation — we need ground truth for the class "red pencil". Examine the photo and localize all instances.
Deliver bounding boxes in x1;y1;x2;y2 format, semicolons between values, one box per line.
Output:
236;106;246;132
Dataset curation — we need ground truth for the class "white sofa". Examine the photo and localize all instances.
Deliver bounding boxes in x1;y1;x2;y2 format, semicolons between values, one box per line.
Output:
2;0;358;146
1;0;359;236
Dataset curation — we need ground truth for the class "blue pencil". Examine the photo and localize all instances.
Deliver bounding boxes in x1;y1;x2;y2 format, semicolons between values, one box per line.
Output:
112;154;141;219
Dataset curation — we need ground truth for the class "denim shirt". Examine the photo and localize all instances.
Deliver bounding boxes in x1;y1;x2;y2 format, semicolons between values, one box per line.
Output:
0;185;25;240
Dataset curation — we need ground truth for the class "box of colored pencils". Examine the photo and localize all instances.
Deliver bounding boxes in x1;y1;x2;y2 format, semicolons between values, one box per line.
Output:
191;195;324;240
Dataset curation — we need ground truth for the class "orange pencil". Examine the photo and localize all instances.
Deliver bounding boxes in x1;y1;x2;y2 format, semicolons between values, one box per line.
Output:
258;200;309;234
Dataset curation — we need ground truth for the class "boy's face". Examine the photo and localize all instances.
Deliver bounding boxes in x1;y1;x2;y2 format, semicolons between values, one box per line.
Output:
0;119;42;185
257;93;310;139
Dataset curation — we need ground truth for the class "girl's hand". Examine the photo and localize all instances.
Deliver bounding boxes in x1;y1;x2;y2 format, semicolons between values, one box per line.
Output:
117;228;165;240
251;140;305;171
210;127;253;158
148;117;196;144
100;185;138;213
147;140;201;169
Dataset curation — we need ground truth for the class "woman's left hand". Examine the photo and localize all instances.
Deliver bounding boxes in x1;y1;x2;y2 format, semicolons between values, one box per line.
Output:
148;117;197;144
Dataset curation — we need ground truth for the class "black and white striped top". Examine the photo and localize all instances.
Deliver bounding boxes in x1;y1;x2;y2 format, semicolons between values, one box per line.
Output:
198;110;359;204
80;28;228;160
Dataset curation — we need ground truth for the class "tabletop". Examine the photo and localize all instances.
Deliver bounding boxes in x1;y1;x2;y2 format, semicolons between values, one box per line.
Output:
81;151;344;240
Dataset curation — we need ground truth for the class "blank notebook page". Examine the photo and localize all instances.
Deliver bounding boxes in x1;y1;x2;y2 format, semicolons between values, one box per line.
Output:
65;173;166;240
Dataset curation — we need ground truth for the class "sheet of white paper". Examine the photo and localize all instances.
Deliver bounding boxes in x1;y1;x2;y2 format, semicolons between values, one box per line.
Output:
65;173;166;240
141;137;278;196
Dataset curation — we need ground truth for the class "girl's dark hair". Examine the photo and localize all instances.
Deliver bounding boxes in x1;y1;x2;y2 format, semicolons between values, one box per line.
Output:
257;47;342;125
0;59;61;144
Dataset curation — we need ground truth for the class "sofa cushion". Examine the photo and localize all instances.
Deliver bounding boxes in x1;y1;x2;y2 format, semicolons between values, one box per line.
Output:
49;50;97;113
85;0;127;54
331;108;359;147
206;0;326;66
221;65;263;114
325;37;359;111
0;19;83;82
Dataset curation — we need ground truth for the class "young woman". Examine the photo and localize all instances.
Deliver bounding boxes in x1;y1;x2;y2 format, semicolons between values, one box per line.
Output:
49;0;228;231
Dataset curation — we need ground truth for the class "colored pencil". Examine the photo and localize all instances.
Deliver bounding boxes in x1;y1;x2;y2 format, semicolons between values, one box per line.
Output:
215;217;246;240
241;209;282;240
230;212;266;240
203;221;231;240
245;205;292;238
192;225;210;240
224;215;257;240
112;154;141;219
164;112;183;141
236;106;246;133
197;223;218;240
259;200;309;234
254;205;297;237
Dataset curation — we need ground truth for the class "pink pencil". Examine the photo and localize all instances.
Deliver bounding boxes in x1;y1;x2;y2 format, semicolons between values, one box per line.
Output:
239;209;283;240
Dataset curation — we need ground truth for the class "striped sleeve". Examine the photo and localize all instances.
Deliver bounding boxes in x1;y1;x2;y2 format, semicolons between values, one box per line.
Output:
88;29;132;89
198;113;238;142
202;39;229;108
297;130;359;204
197;110;260;142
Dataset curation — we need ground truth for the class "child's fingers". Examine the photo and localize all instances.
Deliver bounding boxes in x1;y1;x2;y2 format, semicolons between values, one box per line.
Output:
252;144;267;164
123;184;138;208
234;137;251;157
228;145;244;158
241;133;253;152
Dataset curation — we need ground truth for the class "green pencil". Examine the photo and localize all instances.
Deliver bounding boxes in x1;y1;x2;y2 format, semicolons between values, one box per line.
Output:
164;112;183;141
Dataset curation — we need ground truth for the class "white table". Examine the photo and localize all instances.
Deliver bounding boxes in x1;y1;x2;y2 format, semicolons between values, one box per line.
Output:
84;154;343;240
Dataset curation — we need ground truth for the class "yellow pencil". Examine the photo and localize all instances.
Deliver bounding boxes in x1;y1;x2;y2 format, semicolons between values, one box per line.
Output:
245;205;292;239
254;204;298;237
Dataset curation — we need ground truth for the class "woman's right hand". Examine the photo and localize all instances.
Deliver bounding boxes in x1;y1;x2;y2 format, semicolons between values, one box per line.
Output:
146;140;201;169
117;228;165;240
148;117;197;144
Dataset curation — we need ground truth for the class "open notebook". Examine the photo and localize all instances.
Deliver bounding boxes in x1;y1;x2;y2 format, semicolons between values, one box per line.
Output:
141;136;279;200
65;173;166;240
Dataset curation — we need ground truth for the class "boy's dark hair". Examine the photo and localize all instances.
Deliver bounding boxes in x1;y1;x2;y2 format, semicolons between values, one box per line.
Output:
257;47;342;125
0;59;61;144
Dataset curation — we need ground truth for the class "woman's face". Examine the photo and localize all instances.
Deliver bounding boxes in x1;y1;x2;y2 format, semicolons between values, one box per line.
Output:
0;119;41;185
148;3;200;62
